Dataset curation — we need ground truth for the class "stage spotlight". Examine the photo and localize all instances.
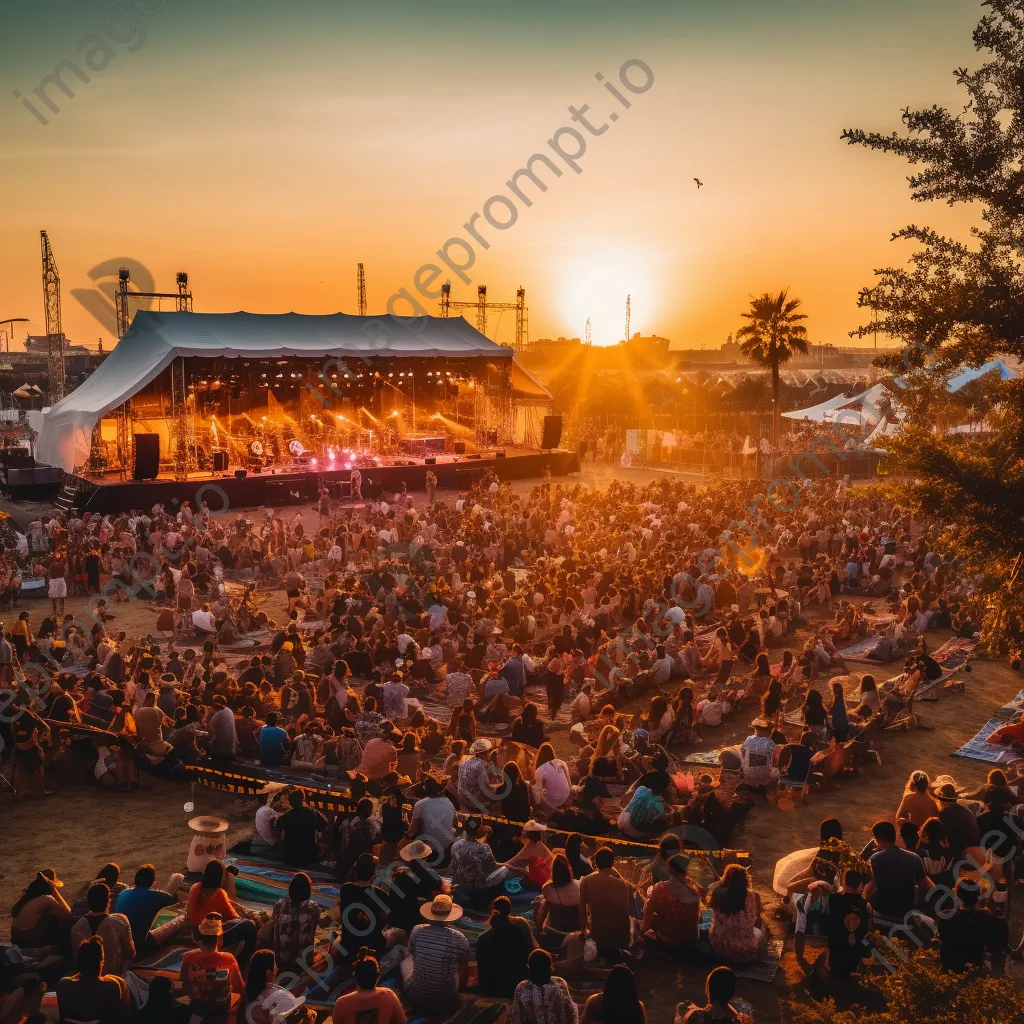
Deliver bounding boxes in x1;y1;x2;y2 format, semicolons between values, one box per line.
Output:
310;457;319;466
391;410;399;417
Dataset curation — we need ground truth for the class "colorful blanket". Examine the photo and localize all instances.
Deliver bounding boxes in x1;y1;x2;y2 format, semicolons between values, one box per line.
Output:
837;635;884;662
952;719;1024;765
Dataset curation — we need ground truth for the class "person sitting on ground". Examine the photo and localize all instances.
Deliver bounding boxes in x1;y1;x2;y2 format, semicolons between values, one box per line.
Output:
535;854;582;948
863;820;931;932
10;868;71;948
708;865;767;964
507;948;579;1024
179;913;246;1022
114;864;176;955
581;963;647;1024
676;966;744;1024
70;882;135;978
274;788;329;869
475;895;537;998
186;861;260;968
739;718;778;791
937;878;1008;976
641;854;703;950
579;847;632;961
331;951;407;1024
448;816;519;908
895;770;940;827
56;936;131;1024
241;949;310;1024
405;894;470;1018
266;871;321;974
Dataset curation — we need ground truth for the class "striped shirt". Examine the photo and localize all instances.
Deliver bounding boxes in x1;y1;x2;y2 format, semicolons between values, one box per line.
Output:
406;923;470;1004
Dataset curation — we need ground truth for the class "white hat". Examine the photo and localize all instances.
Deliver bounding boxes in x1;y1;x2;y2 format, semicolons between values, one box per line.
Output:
469;738;493;755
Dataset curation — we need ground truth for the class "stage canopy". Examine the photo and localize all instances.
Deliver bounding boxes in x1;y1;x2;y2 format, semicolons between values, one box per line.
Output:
38;311;549;471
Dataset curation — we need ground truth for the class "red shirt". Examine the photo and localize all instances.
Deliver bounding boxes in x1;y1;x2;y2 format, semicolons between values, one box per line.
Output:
332;987;407;1024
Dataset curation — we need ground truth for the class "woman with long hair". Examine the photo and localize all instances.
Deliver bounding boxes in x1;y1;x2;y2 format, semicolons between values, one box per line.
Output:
268;872;320;973
535;854;581;945
507;949;578;1024
708;865;766;964
11;870;71;948
895;770;940;826
475;896;536;998
562;833;592;879
532;743;572;811
581;963;646;1024
186;860;260;967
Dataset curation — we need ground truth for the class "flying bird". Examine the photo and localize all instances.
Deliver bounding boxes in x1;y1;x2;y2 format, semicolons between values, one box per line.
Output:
694;178;704;189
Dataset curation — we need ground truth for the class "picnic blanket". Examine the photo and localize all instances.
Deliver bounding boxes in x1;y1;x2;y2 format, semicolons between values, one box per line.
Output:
837;635;884;662
917;637;978;700
998;690;1024;720
951;719;1023;765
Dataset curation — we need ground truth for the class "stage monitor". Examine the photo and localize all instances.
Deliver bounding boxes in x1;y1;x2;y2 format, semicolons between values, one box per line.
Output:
133;433;160;481
541;415;563;450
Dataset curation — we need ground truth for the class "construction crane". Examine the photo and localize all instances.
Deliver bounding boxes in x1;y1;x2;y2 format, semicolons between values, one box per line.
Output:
115;267;193;340
624;294;631;344
357;263;367;316
40;230;65;403
438;282;529;353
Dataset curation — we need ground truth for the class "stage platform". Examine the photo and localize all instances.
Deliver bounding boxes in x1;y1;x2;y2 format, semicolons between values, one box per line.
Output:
68;447;579;514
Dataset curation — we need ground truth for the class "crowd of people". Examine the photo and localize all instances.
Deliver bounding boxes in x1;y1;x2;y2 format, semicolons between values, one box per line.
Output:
0;467;1012;1023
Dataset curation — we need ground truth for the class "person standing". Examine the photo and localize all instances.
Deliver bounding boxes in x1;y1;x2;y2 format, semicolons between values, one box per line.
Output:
45;548;67;618
425;470;437;506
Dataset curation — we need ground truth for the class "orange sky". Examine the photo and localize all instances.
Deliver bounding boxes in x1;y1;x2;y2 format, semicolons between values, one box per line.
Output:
0;0;983;350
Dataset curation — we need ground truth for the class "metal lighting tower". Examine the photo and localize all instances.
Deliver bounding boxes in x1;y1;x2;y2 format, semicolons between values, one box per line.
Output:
176;272;192;312
40;230;65;402
115;267;194;339
357;263;367;315
514;286;527;354
476;285;487;335
624;294;631;344
440;284;528;350
585;318;592;346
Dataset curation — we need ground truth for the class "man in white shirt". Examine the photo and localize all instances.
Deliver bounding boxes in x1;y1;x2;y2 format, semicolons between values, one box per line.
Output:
192;605;216;636
650;645;674;687
410;776;457;853
254;784;287;847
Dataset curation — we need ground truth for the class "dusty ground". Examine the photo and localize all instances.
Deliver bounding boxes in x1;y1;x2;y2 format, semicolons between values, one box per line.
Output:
1;470;1021;1021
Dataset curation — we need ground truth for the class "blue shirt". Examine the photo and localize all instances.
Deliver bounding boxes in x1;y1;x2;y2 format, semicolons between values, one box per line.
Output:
259;725;289;766
499;656;526;695
114;886;175;943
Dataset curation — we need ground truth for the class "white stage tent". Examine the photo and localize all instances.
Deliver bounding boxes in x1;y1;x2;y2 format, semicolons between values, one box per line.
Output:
946;358;1017;392
37;311;551;472
783;384;893;429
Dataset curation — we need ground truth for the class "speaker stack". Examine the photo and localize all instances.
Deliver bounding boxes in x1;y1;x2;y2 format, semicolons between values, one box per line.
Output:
212;450;229;473
541;415;563;450
133;434;160;481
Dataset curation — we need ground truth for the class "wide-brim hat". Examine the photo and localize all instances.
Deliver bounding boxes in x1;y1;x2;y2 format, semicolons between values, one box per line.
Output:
933;782;961;803
399;840;434;863
751;717;770;729
469;739;493;755
255;782;287;796
420;894;463;922
523;819;547;835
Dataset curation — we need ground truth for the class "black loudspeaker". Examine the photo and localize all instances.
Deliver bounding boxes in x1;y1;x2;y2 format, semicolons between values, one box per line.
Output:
486;428;499;446
495;450;506;459
541;415;563;450
133;433;160;481
231;385;242;400
212;450;229;472
234;469;247;479
466;453;481;460
425;457;437;465
453;441;466;455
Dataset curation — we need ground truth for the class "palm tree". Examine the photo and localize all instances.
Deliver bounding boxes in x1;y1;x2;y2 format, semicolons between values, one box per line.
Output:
736;289;810;444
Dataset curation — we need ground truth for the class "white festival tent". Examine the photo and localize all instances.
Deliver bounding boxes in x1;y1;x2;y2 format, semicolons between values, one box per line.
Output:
783;383;894;430
37;311;551;472
946;358;1016;392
